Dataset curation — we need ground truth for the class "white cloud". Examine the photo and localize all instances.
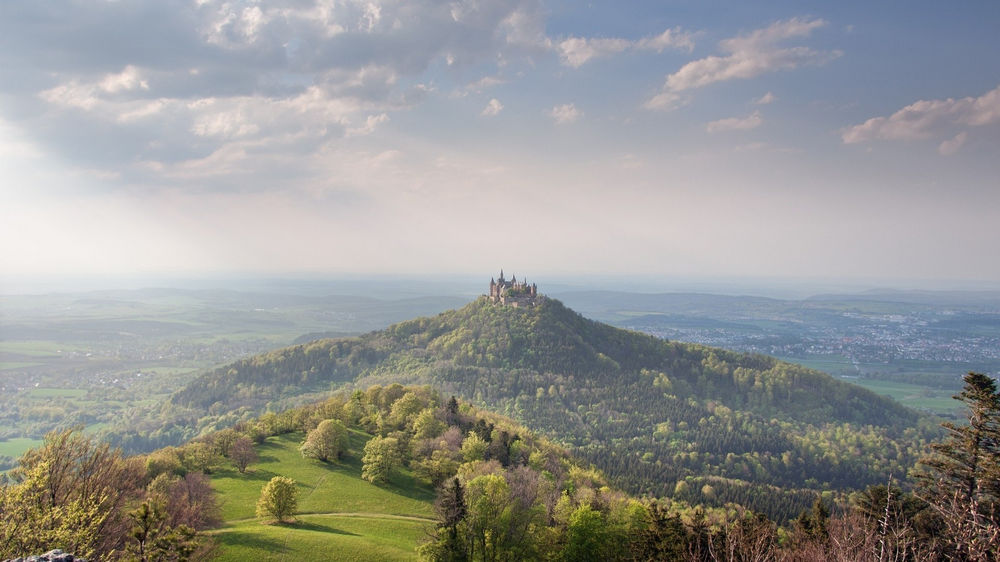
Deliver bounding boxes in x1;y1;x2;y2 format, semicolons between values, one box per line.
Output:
550;103;581;124
465;76;505;93
636;27;696;53
754;92;776;105
643;91;687;111
557;26;695;68
647;18;838;110
558;37;630;68
100;66;149;94
841;84;1000;152
938;132;967;156
346;113;390;136
481;98;504;117
706;111;762;133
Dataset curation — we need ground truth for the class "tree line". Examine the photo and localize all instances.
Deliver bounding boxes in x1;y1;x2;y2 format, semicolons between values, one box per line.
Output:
1;372;997;560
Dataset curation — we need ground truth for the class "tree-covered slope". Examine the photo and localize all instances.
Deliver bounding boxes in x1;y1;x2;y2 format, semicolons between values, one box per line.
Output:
167;297;934;521
176;298;915;426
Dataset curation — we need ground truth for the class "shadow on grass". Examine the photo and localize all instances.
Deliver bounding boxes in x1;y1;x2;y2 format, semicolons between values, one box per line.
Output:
240;468;279;482
216;530;287;553
292;519;361;536
385;471;435;502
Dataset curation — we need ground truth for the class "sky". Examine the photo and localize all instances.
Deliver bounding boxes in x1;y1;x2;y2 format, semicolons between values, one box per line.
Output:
1;1;999;288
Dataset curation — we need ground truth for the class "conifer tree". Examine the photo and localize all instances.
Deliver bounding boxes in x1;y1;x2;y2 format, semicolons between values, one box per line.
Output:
434;478;468;561
916;372;1000;560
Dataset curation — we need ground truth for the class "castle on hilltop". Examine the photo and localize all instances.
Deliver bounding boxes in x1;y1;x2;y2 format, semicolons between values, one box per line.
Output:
488;270;539;307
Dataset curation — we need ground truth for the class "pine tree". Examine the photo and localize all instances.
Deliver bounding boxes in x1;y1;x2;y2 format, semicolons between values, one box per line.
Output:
916;372;1000;560
445;396;460;426
437;478;468;560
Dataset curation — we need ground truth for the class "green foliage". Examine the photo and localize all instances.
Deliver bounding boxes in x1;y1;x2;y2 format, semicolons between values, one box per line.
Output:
460;432;487;463
0;459;110;560
388;392;428;430
163;296;931;521
255;476;299;523
145;447;183;479
124;499;199;562
459;472;541;561
300;419;349;463
413;409;446;440
564;504;607;561
0;428;145;560
177;441;220;474
212;428;242;457
362;436;401;483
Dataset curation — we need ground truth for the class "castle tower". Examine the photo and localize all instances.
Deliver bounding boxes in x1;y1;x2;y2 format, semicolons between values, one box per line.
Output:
488;270;540;307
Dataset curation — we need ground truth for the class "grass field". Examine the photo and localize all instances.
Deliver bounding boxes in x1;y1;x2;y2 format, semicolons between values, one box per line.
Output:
0;341;87;356
0;362;44;370
0;437;43;458
209;514;429;562
25;387;88;399
777;355;965;415
845;379;961;415
208;430;435;560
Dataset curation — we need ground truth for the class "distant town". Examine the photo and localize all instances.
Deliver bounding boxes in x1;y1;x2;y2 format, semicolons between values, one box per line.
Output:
623;309;1000;367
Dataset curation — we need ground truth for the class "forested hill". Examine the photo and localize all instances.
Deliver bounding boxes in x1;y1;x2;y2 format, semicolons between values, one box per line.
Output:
168;296;933;521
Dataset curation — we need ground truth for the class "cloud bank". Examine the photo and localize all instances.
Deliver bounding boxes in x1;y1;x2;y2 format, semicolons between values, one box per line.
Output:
0;0;549;191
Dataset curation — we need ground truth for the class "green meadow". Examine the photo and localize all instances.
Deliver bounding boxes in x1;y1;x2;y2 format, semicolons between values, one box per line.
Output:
846;378;962;415
0;437;43;458
208;430;435;560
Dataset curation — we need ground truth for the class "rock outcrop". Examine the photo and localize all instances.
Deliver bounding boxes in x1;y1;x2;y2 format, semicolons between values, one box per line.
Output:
2;549;85;562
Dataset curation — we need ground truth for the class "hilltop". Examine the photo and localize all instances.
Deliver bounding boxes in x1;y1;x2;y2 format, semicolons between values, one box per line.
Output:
163;295;933;521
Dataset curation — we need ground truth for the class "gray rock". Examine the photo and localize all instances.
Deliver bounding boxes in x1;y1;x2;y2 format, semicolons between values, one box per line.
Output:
2;551;84;562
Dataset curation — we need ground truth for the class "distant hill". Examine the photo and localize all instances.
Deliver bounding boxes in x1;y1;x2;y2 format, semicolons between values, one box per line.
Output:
169;296;933;521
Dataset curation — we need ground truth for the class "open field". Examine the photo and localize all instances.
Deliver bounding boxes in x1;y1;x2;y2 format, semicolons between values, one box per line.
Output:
209;514;428;562
844;379;962;415
26;387;88;399
0;437;42;458
208;431;435;560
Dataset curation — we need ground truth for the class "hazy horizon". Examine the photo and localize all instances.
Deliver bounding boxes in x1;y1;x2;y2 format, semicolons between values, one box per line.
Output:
4;271;1000;301
2;2;998;283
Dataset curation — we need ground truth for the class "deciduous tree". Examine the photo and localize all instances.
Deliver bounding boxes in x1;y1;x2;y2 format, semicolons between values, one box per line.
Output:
255;476;298;523
229;436;257;473
300;419;349;463
361;436;400;483
0;428;143;560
